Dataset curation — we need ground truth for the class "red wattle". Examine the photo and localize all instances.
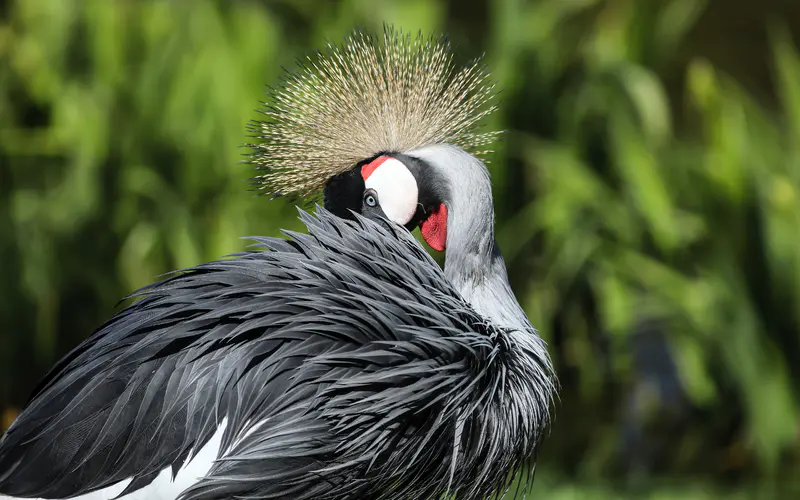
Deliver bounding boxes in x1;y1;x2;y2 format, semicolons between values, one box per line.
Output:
420;203;447;252
361;156;390;180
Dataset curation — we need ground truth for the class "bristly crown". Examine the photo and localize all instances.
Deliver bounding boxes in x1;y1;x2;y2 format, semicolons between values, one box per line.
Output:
248;25;499;199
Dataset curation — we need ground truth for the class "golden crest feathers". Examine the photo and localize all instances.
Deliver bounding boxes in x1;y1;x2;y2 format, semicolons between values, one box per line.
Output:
249;26;499;198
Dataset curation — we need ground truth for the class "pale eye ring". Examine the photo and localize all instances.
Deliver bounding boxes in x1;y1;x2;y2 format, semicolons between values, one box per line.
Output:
363;189;378;208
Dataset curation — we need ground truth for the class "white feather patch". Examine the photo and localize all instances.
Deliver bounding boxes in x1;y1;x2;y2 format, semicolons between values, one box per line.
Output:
0;420;228;500
364;158;418;225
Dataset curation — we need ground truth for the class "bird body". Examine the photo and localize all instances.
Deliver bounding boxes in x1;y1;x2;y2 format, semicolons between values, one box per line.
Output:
1;200;551;499
0;27;556;500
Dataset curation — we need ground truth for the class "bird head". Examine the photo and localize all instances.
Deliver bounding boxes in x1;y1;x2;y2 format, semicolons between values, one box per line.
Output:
249;26;498;249
354;152;448;251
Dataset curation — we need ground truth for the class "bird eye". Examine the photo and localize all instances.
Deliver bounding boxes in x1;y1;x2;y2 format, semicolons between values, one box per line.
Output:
363;190;378;208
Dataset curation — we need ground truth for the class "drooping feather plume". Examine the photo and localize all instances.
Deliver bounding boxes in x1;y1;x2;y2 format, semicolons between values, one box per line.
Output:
249;25;499;198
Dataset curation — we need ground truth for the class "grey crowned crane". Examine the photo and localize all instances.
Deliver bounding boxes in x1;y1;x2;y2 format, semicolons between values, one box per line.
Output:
0;28;556;500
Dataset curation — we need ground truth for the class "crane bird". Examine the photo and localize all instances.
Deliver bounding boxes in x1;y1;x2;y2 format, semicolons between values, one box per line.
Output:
0;28;556;499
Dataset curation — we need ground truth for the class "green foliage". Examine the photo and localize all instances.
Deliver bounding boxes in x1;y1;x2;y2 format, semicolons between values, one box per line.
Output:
2;0;800;496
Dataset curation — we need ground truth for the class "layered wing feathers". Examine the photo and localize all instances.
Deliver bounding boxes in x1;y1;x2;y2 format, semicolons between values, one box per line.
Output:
0;209;542;500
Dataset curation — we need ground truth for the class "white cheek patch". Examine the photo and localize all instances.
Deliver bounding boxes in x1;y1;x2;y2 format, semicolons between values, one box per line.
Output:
363;157;419;225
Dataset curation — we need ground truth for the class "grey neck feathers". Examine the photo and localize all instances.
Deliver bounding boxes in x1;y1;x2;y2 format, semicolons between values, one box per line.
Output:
408;144;532;332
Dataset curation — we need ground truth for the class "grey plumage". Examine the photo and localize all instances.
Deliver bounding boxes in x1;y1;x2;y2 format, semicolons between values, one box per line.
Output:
0;207;552;500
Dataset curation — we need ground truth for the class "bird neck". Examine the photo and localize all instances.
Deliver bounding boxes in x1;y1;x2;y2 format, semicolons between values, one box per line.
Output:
414;145;555;442
424;150;531;333
444;202;532;333
408;144;531;331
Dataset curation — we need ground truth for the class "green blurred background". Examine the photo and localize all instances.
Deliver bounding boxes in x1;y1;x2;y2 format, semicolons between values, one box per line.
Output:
2;0;800;498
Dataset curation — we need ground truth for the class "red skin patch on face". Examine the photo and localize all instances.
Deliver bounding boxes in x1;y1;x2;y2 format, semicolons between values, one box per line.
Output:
361;156;390;180
420;203;447;251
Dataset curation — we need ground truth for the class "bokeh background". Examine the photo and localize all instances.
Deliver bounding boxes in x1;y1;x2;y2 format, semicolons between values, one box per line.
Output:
2;0;800;498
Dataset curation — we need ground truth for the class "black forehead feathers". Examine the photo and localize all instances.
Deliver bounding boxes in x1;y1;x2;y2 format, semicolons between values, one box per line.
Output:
323;152;388;220
323;167;365;220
